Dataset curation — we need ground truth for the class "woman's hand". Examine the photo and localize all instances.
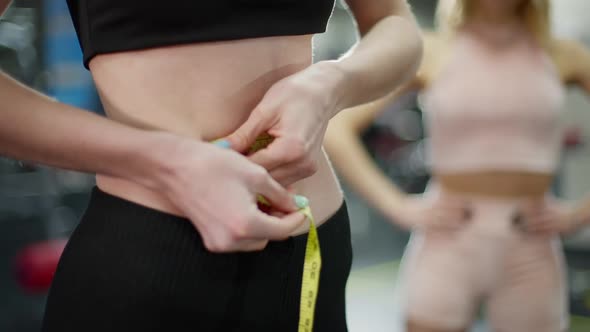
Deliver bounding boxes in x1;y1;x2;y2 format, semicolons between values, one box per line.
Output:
518;198;580;236
225;62;345;187
156;138;306;253
0;66;306;254
389;193;471;231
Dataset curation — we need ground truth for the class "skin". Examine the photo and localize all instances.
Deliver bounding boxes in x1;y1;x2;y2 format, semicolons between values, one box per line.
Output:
325;0;590;331
90;0;423;238
0;0;422;252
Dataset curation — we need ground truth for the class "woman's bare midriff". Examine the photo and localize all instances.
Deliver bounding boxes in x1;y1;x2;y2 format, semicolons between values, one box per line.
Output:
435;171;554;199
89;35;344;235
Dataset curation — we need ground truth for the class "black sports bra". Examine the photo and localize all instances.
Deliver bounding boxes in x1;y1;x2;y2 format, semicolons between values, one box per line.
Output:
66;0;336;68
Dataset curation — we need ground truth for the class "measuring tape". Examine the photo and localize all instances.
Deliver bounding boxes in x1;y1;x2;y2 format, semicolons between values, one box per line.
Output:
296;207;321;332
214;134;322;332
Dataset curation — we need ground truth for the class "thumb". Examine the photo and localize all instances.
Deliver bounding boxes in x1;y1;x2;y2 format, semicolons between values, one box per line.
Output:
225;111;268;154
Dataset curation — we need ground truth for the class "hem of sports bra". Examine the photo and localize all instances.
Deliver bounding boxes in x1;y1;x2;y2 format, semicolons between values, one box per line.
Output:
82;28;325;69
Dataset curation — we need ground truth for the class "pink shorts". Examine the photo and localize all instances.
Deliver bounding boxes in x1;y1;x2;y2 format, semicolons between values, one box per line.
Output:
398;185;568;331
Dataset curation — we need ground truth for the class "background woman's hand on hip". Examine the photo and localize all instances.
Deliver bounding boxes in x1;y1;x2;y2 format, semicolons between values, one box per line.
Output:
390;193;471;232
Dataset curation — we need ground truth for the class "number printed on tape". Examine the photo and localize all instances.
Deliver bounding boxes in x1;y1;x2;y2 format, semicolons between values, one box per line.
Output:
241;134;322;332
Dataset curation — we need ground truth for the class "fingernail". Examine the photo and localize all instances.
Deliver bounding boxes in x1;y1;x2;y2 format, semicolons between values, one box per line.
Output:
212;139;231;149
294;195;309;209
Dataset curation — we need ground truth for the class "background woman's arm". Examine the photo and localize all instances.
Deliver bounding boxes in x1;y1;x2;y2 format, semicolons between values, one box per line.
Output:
325;31;444;221
562;39;590;93
524;39;590;235
325;84;417;221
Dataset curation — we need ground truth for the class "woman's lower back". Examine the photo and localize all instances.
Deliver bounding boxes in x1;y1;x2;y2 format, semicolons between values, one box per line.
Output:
88;35;344;231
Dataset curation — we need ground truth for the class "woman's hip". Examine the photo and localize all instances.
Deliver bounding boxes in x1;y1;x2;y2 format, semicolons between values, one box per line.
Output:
96;148;344;235
42;188;352;331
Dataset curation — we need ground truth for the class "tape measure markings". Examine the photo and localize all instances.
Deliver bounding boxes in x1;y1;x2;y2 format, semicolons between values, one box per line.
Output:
214;134;322;332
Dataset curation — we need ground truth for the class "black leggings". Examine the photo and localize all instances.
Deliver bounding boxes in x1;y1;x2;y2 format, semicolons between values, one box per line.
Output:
41;187;352;332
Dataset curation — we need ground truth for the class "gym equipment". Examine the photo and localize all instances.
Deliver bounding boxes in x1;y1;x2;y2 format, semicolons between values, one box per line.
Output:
14;239;67;294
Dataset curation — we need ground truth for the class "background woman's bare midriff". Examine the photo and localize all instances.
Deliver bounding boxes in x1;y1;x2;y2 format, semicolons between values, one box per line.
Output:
89;35;344;234
435;171;554;198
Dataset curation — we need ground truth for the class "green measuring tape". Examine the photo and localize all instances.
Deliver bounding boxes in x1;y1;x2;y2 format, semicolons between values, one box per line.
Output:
214;134;322;332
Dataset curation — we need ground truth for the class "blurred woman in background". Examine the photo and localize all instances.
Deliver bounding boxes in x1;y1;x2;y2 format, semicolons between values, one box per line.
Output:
327;0;590;331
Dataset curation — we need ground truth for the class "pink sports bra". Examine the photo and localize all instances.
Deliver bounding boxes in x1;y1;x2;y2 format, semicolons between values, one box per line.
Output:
421;31;566;174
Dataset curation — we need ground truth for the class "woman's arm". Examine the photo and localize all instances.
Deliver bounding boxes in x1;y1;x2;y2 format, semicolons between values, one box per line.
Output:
0;2;136;175
331;0;423;111
523;39;590;235
325;31;448;223
559;39;590;93
0;2;306;252
324;83;417;220
1;70;308;251
226;0;423;186
0;70;307;251
0;0;162;186
325;78;469;231
0;71;173;188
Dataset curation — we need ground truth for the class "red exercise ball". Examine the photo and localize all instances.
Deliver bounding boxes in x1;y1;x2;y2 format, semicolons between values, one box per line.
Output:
14;239;68;293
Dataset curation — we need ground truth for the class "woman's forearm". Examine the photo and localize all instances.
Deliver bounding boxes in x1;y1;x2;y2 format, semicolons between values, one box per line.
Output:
325;109;407;220
0;71;183;190
570;195;590;228
327;5;423;114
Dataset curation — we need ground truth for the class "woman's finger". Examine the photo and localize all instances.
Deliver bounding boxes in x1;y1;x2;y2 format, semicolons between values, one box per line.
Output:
248;137;294;171
225;111;269;154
